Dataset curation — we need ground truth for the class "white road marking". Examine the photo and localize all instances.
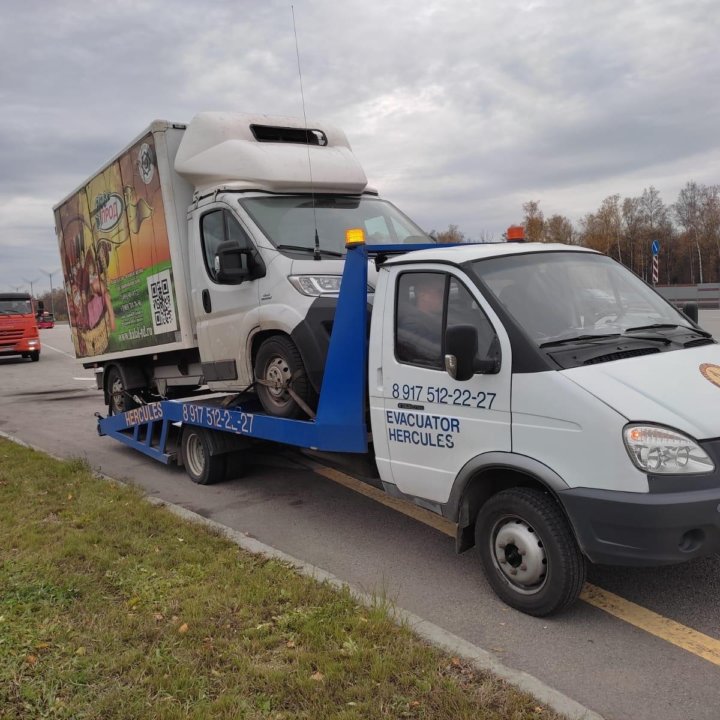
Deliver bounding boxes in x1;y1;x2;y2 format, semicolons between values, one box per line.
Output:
42;342;75;358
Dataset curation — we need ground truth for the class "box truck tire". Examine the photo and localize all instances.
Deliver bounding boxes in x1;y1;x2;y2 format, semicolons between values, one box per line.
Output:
106;366;139;416
254;336;316;419
181;427;226;485
475;487;586;616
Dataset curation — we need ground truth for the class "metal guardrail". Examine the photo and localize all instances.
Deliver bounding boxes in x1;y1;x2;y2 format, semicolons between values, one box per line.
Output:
656;284;720;309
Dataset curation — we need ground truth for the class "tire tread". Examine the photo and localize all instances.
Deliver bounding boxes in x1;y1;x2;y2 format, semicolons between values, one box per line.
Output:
476;487;585;616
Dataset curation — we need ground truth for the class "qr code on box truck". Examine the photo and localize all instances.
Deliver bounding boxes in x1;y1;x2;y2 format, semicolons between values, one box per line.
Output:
147;269;178;335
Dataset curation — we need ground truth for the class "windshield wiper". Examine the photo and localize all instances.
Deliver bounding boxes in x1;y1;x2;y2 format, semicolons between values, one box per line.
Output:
539;333;621;348
275;244;343;257
625;323;712;338
624;323;678;332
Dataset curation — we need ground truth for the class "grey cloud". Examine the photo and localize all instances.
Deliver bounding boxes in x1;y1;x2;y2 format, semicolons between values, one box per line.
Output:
1;0;719;286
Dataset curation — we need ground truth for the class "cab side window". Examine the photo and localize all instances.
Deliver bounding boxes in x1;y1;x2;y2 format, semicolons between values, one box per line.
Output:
395;272;499;371
395;272;446;369
447;278;499;365
201;210;253;283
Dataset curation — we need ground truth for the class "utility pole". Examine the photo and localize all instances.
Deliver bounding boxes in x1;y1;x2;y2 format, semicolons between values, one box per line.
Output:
40;267;61;316
23;277;40;301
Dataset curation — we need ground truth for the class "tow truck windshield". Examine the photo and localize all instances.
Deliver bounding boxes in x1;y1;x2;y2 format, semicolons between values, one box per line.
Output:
239;195;432;254
474;251;697;346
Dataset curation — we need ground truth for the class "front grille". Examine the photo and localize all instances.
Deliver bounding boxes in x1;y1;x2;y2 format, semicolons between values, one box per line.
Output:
0;329;23;342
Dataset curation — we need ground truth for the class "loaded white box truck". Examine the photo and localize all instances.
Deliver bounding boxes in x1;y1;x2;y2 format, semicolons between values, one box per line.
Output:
54;113;431;418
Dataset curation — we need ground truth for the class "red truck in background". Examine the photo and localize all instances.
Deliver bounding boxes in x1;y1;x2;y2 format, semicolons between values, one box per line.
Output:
37;312;55;329
0;293;41;361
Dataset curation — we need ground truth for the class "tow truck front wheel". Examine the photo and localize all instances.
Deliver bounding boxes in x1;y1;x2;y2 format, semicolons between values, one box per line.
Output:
181;427;226;485
475;487;585;617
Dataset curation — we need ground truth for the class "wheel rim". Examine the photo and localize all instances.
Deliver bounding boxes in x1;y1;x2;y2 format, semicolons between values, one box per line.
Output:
184;433;206;479
263;356;292;406
490;515;548;595
110;375;126;413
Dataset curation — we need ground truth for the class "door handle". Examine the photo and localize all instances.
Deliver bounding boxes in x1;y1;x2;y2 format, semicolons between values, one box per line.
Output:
398;402;424;410
202;289;212;313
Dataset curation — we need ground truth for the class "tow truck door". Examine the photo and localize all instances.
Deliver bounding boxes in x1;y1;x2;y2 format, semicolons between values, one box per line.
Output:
375;265;512;504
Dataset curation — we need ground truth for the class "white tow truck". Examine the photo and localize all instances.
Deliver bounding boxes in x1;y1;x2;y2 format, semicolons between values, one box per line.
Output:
98;231;720;616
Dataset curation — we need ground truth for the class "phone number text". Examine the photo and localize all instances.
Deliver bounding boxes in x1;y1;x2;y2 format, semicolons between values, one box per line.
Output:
391;383;496;409
182;404;255;434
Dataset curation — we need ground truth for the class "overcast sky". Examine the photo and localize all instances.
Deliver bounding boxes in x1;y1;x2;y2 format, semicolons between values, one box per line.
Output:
1;0;719;294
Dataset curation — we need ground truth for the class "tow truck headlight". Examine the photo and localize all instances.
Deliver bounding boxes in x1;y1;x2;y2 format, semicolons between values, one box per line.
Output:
288;275;375;297
623;425;715;474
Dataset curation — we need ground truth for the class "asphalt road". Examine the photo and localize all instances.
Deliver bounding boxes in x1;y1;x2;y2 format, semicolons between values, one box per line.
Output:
1;316;719;720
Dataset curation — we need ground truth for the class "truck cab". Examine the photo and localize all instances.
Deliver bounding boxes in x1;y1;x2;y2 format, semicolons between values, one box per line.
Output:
188;189;429;417
0;293;41;362
368;242;719;614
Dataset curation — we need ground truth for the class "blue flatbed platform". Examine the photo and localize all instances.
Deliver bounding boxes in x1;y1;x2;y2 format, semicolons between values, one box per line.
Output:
97;242;444;465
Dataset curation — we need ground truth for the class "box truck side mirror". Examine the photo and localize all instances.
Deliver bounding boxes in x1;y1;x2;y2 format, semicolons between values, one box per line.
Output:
214;242;251;284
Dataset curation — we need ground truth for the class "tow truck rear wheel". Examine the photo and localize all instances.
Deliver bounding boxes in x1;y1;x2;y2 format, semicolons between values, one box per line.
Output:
475;487;585;617
254;335;315;419
181;427;226;485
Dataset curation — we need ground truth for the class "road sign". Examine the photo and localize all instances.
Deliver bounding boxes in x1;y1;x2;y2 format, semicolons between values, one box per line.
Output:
651;240;660;256
652;255;659;285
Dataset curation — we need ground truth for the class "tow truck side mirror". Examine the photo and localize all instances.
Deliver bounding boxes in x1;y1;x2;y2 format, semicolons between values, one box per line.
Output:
681;302;699;324
445;325;501;379
445;325;478;381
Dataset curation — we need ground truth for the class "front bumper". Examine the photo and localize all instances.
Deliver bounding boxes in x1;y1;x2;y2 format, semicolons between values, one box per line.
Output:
560;485;720;566
0;338;40;355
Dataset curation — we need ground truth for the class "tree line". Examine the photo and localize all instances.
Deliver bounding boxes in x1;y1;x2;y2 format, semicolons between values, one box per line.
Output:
434;181;720;285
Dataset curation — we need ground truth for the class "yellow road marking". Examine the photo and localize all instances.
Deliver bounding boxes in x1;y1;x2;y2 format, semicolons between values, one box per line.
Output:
580;584;720;666
304;460;456;537
305;459;720;666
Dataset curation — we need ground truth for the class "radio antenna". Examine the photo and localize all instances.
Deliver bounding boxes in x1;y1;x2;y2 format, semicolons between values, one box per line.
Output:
292;5;321;261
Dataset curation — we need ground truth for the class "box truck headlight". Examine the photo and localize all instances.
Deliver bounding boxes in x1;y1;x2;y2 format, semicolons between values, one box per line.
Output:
289;275;343;296
288;275;375;297
623;425;715;474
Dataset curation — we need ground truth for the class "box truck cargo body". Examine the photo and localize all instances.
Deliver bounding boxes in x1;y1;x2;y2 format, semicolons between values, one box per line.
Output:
54;114;432;417
54;124;193;363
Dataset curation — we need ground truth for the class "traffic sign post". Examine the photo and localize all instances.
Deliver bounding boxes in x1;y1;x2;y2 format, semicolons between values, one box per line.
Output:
651;240;660;285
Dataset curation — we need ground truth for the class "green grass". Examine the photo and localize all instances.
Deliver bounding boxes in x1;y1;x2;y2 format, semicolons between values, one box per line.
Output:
0;440;565;719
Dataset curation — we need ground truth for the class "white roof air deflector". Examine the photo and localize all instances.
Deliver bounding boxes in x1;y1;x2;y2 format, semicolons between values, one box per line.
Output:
174;112;367;195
